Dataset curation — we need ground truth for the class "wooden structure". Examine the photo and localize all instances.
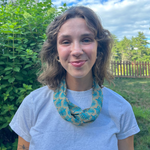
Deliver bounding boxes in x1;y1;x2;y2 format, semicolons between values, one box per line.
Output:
110;61;150;78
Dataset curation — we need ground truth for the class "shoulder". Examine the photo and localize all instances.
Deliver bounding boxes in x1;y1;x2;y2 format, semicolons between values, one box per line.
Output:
102;86;131;109
101;86;133;120
102;86;124;100
30;86;54;100
102;87;140;139
22;86;54;109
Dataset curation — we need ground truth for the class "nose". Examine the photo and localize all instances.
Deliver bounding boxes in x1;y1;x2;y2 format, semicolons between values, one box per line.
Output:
71;41;83;57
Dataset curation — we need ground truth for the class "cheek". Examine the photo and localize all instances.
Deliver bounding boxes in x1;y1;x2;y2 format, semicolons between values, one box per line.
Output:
57;46;70;61
85;45;97;59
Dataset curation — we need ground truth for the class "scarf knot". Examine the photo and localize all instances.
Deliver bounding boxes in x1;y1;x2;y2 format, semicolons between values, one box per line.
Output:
53;78;103;126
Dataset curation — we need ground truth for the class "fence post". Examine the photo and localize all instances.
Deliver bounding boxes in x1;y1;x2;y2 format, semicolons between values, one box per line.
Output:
120;60;122;77
129;61;131;76
117;61;119;76
114;61;116;76
134;60;136;77
123;61;125;76
132;61;133;77
142;61;144;77
111;61;113;75
148;62;150;77
140;61;141;77
145;62;147;77
126;61;128;77
137;62;138;77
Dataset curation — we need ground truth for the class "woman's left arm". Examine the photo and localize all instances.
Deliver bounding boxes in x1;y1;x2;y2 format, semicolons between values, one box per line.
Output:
118;135;134;150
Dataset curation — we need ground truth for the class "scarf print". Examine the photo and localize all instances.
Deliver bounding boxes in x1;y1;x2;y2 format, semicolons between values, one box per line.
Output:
53;78;103;126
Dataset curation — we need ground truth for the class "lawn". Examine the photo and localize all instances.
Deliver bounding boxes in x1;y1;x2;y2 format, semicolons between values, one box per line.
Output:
104;78;150;150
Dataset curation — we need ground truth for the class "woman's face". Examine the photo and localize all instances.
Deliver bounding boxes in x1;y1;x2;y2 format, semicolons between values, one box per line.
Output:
57;17;97;80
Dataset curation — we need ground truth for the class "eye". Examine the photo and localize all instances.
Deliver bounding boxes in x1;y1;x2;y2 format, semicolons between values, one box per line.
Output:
61;40;70;45
82;38;93;44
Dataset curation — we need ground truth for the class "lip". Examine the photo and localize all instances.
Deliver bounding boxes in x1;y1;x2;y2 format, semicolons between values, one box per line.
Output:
70;60;86;67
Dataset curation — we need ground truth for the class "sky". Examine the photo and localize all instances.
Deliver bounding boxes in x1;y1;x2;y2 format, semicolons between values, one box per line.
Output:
51;0;150;43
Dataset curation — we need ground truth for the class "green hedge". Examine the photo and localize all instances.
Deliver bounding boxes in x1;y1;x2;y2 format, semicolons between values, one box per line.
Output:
0;0;67;149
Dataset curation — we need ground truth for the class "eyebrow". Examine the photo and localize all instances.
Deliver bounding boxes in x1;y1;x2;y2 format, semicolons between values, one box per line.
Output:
81;33;95;38
58;33;95;39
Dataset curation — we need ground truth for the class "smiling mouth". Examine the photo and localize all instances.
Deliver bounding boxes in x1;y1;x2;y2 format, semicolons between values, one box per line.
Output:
70;60;86;67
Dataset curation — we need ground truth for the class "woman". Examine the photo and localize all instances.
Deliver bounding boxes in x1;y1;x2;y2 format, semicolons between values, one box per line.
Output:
10;6;140;150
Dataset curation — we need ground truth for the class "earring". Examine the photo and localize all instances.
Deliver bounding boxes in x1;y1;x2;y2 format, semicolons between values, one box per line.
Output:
56;56;60;62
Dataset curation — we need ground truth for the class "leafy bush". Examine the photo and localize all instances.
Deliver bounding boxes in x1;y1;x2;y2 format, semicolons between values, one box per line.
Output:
0;0;67;149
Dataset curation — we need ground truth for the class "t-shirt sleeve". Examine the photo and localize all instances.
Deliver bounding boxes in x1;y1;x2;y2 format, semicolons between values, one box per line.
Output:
116;101;140;140
9;94;34;142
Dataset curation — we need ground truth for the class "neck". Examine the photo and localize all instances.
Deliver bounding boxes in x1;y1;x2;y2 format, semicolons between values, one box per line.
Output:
66;74;93;91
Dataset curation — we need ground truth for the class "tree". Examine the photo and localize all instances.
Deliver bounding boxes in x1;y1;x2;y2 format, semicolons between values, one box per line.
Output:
0;0;7;6
111;35;132;62
119;36;132;61
130;32;149;61
111;34;119;61
111;32;150;62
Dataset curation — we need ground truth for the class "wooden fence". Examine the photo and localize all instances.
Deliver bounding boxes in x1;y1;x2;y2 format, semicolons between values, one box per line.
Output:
110;61;150;78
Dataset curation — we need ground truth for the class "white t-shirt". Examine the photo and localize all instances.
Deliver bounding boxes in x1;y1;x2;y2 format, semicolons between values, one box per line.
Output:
9;86;140;150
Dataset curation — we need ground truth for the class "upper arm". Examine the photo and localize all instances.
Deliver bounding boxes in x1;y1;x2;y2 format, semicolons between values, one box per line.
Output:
17;136;30;150
118;135;134;150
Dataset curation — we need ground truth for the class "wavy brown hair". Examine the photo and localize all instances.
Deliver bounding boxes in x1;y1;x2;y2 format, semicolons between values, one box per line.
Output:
38;6;113;90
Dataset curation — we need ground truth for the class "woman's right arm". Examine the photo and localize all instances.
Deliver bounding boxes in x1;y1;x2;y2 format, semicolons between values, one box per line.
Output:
17;136;30;150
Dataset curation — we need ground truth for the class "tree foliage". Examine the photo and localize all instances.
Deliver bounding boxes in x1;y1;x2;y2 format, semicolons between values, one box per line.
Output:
0;0;67;149
111;32;150;62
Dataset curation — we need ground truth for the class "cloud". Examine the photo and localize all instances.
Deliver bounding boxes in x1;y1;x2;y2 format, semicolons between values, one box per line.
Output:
52;0;150;41
90;0;150;40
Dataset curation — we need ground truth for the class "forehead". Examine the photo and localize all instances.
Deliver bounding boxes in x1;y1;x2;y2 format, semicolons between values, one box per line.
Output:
58;17;94;36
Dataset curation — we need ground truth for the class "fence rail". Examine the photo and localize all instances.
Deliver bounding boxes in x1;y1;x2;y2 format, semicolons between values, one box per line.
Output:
110;61;150;78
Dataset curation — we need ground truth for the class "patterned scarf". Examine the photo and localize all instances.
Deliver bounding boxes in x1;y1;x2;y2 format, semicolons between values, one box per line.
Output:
53;78;103;126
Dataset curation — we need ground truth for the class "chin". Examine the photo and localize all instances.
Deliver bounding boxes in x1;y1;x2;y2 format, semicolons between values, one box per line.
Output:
71;75;85;79
69;72;91;80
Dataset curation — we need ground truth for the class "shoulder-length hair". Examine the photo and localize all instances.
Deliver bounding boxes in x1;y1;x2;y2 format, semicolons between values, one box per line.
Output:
38;6;113;90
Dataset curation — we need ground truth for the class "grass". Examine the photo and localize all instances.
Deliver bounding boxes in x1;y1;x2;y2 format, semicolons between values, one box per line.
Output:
104;78;150;150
